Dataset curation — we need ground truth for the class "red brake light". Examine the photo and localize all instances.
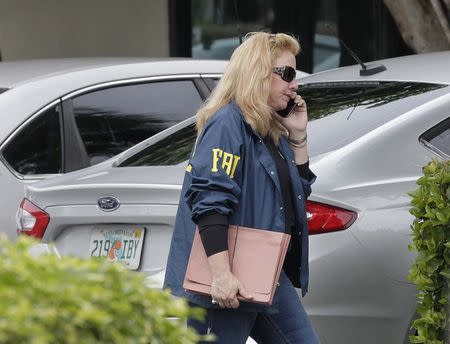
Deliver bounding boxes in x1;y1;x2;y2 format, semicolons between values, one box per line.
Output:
306;201;357;235
16;198;49;239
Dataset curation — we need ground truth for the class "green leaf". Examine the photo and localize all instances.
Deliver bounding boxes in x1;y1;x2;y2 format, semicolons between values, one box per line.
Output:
409;334;426;343
439;269;450;279
426;258;444;274
444;248;450;265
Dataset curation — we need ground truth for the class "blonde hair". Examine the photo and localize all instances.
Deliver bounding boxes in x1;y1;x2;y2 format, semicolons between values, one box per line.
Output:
196;32;300;142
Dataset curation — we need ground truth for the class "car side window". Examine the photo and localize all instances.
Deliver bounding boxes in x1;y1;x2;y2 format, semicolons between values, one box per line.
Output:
72;80;203;165
420;117;450;159
2;105;62;175
119;123;196;167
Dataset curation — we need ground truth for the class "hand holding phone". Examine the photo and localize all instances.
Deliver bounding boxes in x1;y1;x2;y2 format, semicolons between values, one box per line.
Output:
277;99;296;118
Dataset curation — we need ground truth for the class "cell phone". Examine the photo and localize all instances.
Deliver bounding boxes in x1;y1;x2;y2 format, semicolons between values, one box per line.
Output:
277;99;296;118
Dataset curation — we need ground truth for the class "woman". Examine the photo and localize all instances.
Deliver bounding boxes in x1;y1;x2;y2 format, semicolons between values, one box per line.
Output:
164;32;319;343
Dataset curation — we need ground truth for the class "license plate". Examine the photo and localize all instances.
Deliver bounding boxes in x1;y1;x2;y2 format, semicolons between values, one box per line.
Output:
89;227;145;270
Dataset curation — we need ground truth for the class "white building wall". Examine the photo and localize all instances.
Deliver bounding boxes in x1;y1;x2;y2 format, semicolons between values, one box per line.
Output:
0;0;169;61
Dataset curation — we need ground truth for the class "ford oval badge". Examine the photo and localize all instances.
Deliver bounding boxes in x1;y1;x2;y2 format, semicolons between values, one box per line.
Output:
97;196;120;212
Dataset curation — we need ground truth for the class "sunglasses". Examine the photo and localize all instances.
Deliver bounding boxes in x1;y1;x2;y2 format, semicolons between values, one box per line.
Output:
272;66;296;83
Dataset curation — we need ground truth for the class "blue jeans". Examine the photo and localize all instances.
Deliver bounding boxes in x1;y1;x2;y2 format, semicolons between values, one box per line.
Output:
188;272;320;344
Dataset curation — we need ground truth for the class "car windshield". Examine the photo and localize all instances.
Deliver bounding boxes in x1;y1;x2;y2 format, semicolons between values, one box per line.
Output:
0;88;8;95
119;81;449;166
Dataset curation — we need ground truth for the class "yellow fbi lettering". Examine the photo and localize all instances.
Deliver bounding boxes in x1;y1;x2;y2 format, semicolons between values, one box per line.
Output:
211;148;240;178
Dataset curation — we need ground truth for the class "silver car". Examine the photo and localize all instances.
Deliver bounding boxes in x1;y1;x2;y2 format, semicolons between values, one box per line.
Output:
0;58;230;238
19;51;450;343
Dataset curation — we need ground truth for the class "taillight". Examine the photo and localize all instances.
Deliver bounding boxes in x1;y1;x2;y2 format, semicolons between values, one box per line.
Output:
16;198;49;239
306;201;357;235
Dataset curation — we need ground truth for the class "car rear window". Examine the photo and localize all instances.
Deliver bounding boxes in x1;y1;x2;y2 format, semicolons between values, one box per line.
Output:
119;123;196;166
302;81;449;156
420;117;450;159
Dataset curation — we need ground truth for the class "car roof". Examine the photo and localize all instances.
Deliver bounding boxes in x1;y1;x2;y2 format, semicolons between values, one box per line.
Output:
301;51;450;85
0;57;228;88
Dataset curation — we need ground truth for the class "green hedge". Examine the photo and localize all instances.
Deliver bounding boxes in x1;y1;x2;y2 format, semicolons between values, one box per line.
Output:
408;159;450;344
0;237;206;344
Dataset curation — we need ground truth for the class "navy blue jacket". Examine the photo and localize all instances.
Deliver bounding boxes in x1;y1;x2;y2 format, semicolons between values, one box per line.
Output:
163;101;315;311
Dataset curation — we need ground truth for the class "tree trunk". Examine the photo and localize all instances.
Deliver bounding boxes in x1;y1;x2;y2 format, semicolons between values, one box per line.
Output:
383;0;450;52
